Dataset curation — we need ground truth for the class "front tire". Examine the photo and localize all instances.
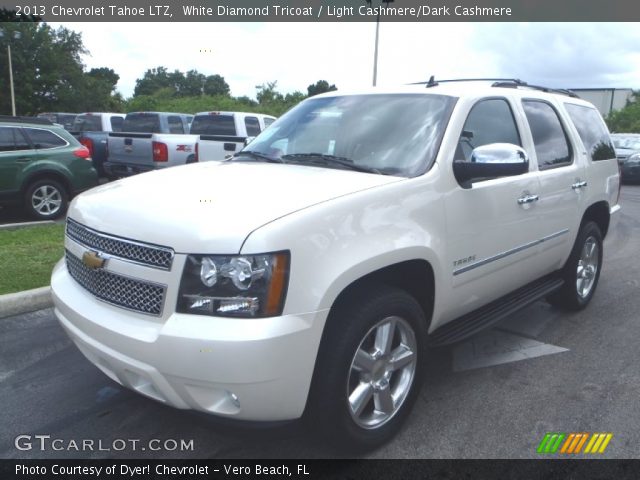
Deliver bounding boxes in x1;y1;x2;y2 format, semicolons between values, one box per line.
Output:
24;179;68;220
548;221;603;310
307;286;427;452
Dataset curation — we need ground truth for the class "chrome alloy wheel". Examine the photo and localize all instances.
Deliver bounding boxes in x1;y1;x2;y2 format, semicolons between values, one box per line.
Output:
577;235;599;299
347;315;418;429
31;185;62;216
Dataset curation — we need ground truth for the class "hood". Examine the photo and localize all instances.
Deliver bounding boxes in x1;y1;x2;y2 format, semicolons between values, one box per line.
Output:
68;161;402;253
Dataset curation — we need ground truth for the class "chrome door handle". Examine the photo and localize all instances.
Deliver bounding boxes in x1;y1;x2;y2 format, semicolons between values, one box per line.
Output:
572;181;588;189
517;194;539;205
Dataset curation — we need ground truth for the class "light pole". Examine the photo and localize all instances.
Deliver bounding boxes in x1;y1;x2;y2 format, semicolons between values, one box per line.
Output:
367;0;393;87
0;29;21;116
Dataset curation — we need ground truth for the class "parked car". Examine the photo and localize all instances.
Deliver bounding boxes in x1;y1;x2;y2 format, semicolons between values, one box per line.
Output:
52;80;620;450
191;111;276;161
0;116;98;219
104;112;196;178
611;133;640;183
36;112;78;131
71;112;125;177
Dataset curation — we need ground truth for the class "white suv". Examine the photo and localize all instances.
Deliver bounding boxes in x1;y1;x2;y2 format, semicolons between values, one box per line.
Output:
51;80;621;450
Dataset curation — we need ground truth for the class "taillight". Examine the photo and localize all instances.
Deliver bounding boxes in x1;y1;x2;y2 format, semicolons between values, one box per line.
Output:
79;138;94;157
152;141;168;162
73;146;91;159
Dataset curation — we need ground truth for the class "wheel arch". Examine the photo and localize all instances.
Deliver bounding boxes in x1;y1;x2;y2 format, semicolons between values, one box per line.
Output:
327;259;436;333
20;170;72;197
581;201;610;238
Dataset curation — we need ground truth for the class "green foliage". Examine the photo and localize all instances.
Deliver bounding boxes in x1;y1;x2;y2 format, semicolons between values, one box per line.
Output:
125;92;281;116
307;80;337;97
133;66;230;98
0;22;122;114
606;91;640;133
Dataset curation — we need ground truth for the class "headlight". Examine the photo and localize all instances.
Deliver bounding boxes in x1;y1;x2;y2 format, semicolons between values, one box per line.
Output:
177;252;290;317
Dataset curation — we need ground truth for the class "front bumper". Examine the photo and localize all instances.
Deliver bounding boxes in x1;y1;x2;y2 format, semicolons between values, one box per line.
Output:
51;259;328;421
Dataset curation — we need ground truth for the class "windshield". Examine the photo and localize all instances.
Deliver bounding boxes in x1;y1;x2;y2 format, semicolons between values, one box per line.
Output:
240;94;456;177
612;136;640;150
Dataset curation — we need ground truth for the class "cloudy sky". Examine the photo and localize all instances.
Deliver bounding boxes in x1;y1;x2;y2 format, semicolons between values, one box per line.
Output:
50;22;640;100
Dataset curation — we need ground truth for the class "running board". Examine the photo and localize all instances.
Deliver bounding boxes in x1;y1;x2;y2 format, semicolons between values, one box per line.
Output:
429;275;564;347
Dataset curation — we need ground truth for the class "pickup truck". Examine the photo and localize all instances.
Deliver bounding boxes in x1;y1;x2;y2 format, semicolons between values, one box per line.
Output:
191;111;276;161
52;80;621;451
104;112;195;178
71;112;125;177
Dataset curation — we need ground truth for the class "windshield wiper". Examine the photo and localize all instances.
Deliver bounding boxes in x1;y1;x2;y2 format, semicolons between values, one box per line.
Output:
281;153;382;174
231;151;285;164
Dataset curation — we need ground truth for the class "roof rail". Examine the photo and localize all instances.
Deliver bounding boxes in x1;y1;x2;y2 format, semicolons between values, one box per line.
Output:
408;76;580;98
491;80;579;98
0;115;54;125
409;77;526;88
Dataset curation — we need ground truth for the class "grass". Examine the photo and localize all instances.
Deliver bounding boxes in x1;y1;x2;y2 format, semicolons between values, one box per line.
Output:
0;223;65;295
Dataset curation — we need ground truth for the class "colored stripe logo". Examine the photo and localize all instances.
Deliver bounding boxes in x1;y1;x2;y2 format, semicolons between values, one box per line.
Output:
537;433;613;454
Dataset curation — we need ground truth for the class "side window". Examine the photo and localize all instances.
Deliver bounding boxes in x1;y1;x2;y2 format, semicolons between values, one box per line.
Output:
168;116;184;134
564;103;615;161
110;116;124;132
0;127;18;152
24;128;67;149
522;100;572;170
456;99;521;162
264;117;275;128
244;116;261;136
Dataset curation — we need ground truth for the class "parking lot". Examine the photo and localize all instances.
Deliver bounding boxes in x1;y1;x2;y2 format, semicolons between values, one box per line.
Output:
1;185;639;459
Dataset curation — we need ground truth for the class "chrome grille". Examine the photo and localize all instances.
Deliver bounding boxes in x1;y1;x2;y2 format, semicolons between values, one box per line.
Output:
65;251;166;316
66;219;174;270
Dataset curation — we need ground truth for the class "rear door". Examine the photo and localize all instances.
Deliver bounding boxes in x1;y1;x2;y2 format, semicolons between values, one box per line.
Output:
0;126;34;195
519;99;585;272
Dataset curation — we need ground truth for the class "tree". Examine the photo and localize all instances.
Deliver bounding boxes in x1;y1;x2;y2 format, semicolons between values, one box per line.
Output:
204;74;230;96
606;91;640;133
307;80;337;97
0;22;87;115
133;67;230;98
0;21;122;114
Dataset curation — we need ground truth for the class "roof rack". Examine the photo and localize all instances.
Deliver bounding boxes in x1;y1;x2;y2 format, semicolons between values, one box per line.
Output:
0;115;54;125
409;77;579;98
491;80;579;98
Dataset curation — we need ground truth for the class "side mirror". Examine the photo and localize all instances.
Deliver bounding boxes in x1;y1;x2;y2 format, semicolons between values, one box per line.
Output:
453;143;529;188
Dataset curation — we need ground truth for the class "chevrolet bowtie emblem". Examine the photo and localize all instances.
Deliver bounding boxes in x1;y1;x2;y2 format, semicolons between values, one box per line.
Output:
82;251;106;270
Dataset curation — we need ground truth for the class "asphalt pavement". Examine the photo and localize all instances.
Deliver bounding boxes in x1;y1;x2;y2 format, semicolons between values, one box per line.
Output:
1;185;639;459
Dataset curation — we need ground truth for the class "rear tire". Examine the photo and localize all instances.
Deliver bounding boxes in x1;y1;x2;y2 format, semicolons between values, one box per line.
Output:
548;221;603;311
24;179;68;220
307;286;427;452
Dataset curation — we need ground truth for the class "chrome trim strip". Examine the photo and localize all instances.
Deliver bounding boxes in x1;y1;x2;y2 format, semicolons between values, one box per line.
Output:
453;229;569;276
66;218;174;270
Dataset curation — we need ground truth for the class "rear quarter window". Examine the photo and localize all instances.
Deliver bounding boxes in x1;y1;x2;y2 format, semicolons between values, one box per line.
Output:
564;103;615;161
24;128;67;149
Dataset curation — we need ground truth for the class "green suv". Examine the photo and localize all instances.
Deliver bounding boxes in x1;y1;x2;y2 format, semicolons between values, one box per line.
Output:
0;116;98;220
